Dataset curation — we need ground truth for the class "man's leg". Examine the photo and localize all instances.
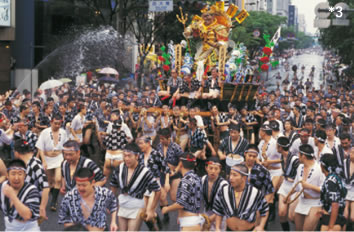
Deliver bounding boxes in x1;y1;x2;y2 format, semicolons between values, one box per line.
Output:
51;167;62;211
303;206;321;231
278;195;290;231
127;213;144;231
118;216;128;231
294;213;305;231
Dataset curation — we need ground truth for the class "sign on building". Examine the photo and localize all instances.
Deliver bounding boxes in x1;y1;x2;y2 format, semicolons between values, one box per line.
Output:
0;0;11;27
149;0;173;12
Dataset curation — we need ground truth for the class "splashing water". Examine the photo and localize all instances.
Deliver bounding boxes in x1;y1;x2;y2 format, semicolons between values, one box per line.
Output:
35;25;135;79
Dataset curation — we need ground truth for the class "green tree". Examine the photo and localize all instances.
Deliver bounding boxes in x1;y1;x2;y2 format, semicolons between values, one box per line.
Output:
230;11;287;58
320;0;354;68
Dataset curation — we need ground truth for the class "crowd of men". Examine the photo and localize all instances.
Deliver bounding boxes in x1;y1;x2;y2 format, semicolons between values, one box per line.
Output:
0;54;352;231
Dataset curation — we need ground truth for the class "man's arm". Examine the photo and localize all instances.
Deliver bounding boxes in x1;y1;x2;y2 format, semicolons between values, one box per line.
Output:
161;202;184;214
3;184;33;221
254;211;268;231
328;202;339;230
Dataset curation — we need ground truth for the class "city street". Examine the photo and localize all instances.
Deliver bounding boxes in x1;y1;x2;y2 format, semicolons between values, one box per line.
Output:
0;51;328;231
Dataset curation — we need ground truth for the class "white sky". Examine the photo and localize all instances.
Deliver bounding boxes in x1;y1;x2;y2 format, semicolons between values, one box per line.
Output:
291;0;326;35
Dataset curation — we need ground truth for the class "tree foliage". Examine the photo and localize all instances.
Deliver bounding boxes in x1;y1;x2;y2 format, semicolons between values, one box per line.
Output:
230;11;287;58
319;0;354;67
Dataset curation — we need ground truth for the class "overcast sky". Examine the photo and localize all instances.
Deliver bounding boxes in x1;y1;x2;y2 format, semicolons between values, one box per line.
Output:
291;0;325;35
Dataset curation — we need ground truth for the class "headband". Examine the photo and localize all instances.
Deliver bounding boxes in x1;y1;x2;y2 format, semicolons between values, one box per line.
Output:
276;142;289;148
180;156;196;162
299;150;314;157
315;136;325;143
75;173;95;182
63;147;79;152
123;149;139;155
231;167;249;176
299;131;310;136
7;167;26;172
245;150;259;155
206;161;222;166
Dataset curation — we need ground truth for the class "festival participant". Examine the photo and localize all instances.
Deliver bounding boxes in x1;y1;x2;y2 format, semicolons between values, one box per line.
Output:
325;123;341;149
177;73;201;107
218;124;249;160
292;105;304;130
172;106;188;151
318;153;347;231
333;133;352;175
293;144;325;231
38;103;53;130
244;144;275;203
270;120;284;140
211;105;230;140
102;113;130;178
13;120;38;153
289;128;316;155
110;143;161;231
70;104;87;144
161;153;204;231
240;107;258;143
277;136;300;231
36;114;68;211
0;159;40;231
202;68;222;101
314;130;333;160
157;69;183;101
201;156;228;230
156;128;183;223
14;139;50;222
0;158;6;183
213;163;269;231
136;135;170;227
58;168;118;231
343;148;354;230
258;124;282;188
188;118;216;160
156;105;172;130
60;140;105;194
283;119;299;146
29;101;41;134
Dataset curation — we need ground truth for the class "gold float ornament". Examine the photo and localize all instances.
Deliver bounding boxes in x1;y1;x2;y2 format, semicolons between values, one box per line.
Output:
175;44;182;76
226;4;239;18
218;45;227;81
176;7;191;52
215;1;224;11
235;9;249;24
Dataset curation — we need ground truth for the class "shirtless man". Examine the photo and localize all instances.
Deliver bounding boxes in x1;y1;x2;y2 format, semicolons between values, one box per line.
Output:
213;163;269;231
293;144;325;231
201;156;228;230
36;114;68;211
58;168;118;231
277;136;300;231
110;143;161;231
162;153;205;231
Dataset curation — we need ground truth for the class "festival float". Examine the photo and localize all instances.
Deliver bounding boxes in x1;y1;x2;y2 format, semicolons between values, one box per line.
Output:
155;1;262;110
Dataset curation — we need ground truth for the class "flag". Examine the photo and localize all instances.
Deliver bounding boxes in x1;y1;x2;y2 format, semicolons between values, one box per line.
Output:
270;26;281;50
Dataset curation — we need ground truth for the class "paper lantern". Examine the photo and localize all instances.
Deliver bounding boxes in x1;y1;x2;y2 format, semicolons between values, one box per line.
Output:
163;65;170;72
260;56;270;63
263;47;272;56
261;64;269;71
